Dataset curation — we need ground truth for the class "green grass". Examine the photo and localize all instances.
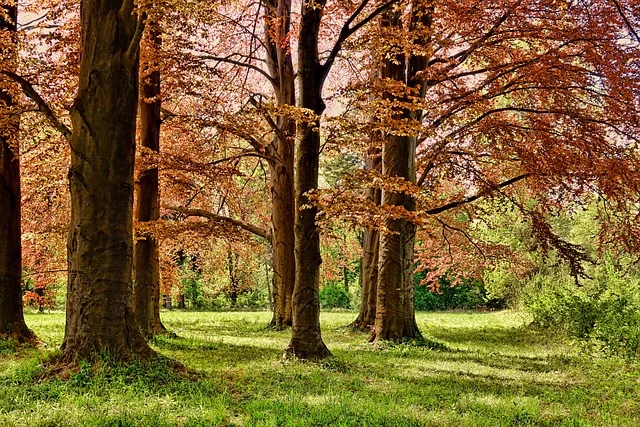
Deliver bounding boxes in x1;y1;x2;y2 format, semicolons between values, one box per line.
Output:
1;310;639;426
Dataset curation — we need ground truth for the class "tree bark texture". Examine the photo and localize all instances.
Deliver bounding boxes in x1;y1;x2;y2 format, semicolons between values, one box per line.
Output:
134;18;167;338
264;0;296;329
0;4;36;343
351;149;380;331
62;0;154;362
374;0;432;343
284;0;331;360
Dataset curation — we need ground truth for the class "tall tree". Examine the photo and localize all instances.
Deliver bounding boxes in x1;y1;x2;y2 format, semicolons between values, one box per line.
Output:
263;0;297;329
134;11;167;338
373;1;423;342
350;149;380;330
0;3;36;343
284;0;332;359
317;0;640;341
285;0;395;358
62;0;154;361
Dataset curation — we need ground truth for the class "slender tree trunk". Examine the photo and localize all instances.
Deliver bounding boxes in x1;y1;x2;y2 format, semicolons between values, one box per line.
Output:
0;4;36;344
264;0;296;329
373;0;432;343
265;250;274;311
343;266;349;291
227;249;239;308
134;16;167;338
351;149;381;331
284;0;331;360
62;1;154;362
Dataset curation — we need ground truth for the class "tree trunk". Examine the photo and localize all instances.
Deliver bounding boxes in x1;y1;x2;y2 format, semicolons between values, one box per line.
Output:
0;3;36;344
267;159;295;327
133;16;167;338
264;0;296;330
374;134;421;342
351;149;381;331
62;1;154;362
373;0;432;343
284;0;331;360
227;249;239;308
343;266;349;291
177;293;185;309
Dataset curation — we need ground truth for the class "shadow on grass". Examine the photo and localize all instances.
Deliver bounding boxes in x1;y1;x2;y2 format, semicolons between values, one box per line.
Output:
152;334;284;365
426;324;552;348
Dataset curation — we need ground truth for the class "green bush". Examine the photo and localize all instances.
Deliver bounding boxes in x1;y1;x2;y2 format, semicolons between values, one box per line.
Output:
235;289;269;309
483;264;522;307
593;287;640;358
319;282;351;309
522;259;640;359
414;273;498;311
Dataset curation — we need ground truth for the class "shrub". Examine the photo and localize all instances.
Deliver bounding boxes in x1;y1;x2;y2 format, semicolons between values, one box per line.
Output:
414;272;497;311
235;288;269;309
319;282;351;309
483;264;521;307
522;258;640;359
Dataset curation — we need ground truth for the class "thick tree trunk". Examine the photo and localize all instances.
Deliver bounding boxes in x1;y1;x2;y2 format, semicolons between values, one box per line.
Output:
264;0;296;329
373;1;432;343
268;154;295;328
351;150;381;331
62;1;154;362
0;4;36;344
395;0;432;340
284;0;331;360
374;134;421;342
133;18;167;338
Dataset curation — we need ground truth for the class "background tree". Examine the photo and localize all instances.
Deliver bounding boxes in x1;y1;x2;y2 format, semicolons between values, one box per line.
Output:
314;0;640;342
134;5;167;338
0;1;36;343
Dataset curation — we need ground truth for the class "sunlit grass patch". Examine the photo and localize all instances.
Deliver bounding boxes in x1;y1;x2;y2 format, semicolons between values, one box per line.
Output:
0;310;638;425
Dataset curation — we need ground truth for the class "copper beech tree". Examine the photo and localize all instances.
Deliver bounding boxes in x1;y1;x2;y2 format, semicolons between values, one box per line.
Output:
316;0;640;341
4;0;155;359
134;7;167;338
4;0;639;363
0;1;36;343
61;0;154;361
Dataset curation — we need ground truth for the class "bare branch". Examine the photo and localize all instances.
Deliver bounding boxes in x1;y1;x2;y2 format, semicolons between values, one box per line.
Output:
424;174;530;215
322;0;398;79
610;0;640;45
164;205;272;242
195;54;277;86
1;71;71;141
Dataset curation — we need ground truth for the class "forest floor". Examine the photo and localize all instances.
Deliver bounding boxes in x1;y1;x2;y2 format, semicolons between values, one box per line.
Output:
0;310;639;426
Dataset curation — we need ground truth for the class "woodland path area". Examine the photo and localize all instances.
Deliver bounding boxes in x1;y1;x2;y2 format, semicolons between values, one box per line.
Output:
1;310;638;426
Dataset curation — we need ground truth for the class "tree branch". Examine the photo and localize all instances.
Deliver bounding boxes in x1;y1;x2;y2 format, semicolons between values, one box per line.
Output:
126;12;147;64
322;0;398;79
195;54;277;86
1;71;71;141
424;173;530;215
164;205;272;242
610;0;640;45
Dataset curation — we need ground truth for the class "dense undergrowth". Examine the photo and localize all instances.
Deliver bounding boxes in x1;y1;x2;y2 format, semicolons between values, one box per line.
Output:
1;310;639;426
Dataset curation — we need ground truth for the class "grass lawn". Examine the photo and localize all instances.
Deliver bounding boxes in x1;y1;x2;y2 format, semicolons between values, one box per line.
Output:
1;310;639;426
